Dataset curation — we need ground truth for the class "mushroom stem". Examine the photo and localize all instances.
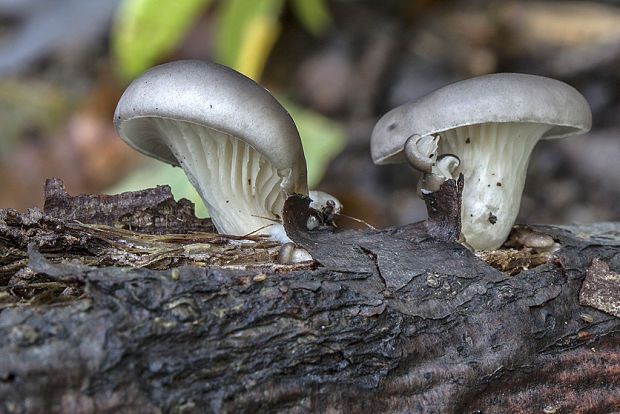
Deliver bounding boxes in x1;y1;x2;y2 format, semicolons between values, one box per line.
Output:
416;154;460;196
433;154;460;179
437;122;552;250
417;173;447;196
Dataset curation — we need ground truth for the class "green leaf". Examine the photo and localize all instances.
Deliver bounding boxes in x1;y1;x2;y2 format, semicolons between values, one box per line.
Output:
282;99;347;188
215;0;284;79
290;0;332;37
111;0;212;83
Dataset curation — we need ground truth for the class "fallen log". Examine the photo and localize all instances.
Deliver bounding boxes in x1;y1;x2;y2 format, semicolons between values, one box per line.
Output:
0;180;618;413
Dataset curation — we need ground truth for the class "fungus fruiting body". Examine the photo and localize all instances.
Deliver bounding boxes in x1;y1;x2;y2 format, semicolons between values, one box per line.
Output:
371;73;591;250
277;242;313;264
114;60;339;242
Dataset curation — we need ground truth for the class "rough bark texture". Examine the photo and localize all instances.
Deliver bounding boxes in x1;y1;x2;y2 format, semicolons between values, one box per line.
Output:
43;178;215;234
0;183;619;414
422;174;464;243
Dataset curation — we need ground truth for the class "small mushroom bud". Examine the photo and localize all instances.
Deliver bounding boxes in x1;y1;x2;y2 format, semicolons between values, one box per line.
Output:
309;190;342;215
404;134;439;172
306;215;321;230
506;227;559;252
416;154;460;197
277;242;313;264
433;154;460;179
417;173;448;196
523;232;555;250
308;190;342;228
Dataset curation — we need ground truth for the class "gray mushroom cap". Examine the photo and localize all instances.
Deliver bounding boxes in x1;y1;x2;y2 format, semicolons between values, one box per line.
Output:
114;60;308;195
371;72;592;250
371;73;592;164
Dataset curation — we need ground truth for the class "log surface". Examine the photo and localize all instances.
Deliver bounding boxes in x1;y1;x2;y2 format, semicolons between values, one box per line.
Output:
0;184;618;413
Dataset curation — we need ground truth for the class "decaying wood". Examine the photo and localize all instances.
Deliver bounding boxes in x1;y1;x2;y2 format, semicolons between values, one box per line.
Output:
580;257;620;318
43;178;216;234
422;174;464;242
0;181;618;413
1;181;315;308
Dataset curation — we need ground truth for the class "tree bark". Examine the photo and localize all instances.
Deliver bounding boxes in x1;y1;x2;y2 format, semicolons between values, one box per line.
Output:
0;182;618;413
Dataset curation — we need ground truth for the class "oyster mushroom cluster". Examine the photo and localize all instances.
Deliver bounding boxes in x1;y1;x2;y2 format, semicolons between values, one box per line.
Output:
114;60;340;246
115;61;592;254
371;73;591;250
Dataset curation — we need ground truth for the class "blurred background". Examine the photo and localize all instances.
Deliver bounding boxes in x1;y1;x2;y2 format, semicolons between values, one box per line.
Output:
0;0;619;229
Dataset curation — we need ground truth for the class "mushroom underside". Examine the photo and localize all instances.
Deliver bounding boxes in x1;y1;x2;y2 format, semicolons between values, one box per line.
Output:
123;117;287;237
436;121;553;250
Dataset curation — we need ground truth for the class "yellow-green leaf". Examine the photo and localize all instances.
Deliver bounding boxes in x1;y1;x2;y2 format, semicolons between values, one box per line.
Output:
282;99;347;188
215;0;284;80
290;0;332;37
111;0;212;83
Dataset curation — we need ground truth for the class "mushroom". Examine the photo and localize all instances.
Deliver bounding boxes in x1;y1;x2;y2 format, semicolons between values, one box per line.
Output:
114;60;340;242
505;226;559;253
404;134;460;196
404;134;438;172
371;73;591;250
277;242;313;264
